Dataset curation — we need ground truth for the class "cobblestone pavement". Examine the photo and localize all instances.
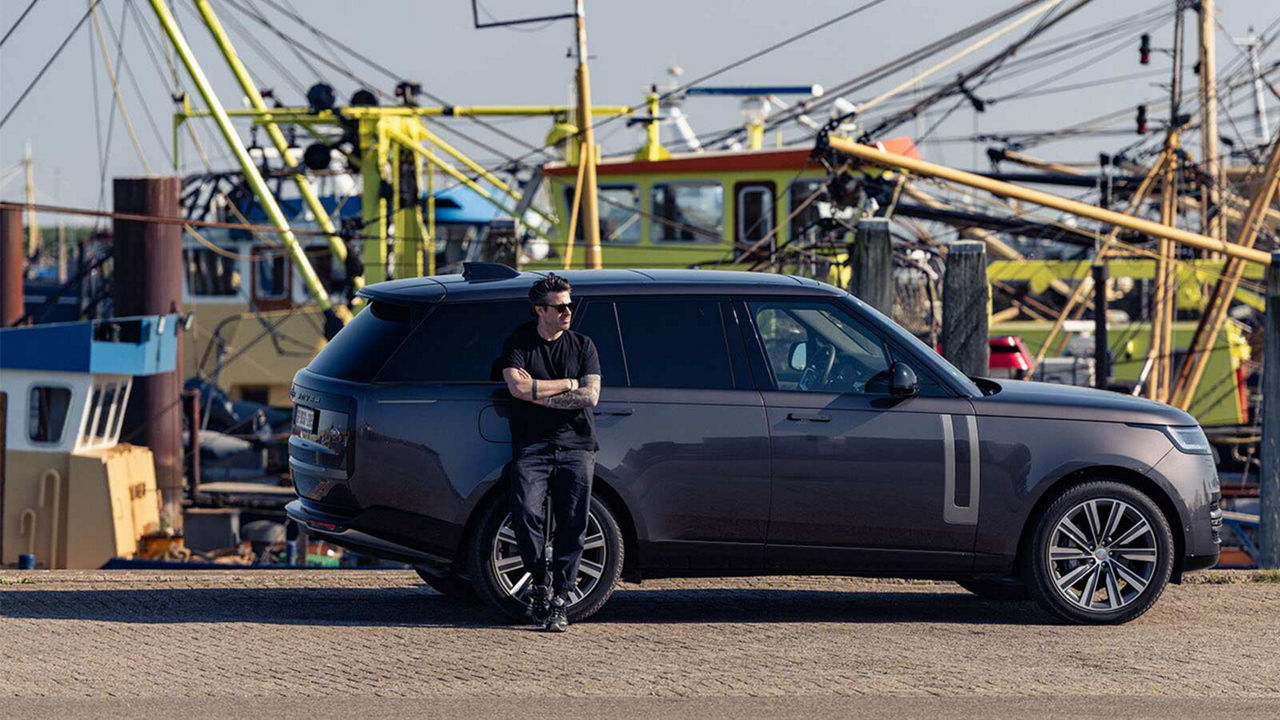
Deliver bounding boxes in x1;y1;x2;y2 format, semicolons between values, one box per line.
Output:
1;570;1277;713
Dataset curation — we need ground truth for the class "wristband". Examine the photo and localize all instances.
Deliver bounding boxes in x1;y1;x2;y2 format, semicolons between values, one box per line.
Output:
532;378;538;400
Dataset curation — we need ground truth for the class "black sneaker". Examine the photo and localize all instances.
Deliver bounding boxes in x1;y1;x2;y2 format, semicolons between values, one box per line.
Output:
526;584;551;625
544;593;569;632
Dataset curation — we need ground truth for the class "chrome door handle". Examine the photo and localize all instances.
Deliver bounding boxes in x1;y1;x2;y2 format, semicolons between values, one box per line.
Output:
786;412;831;422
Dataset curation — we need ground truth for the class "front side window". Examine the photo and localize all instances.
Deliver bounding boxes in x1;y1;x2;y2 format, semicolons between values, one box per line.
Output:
563;185;642;244
750;300;890;394
650;182;723;242
615;299;733;389
377;301;531;383
28;386;71;444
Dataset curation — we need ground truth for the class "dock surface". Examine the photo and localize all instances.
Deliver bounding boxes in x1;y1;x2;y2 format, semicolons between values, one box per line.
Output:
2;570;1277;718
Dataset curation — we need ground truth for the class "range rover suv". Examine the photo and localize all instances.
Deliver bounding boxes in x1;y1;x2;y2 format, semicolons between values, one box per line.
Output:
286;264;1221;624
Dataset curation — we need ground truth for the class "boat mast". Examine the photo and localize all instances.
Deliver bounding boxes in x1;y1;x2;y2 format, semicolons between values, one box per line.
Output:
146;0;350;335
574;0;603;269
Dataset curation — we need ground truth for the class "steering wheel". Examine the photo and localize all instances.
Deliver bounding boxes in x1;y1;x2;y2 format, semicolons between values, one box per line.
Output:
798;344;836;391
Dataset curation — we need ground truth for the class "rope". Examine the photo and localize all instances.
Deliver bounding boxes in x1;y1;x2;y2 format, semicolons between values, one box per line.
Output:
89;2;151;174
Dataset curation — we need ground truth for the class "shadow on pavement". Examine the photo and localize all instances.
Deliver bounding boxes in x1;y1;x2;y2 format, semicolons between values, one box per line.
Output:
0;584;1053;627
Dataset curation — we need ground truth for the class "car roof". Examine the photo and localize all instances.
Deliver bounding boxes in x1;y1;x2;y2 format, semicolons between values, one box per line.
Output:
358;268;843;304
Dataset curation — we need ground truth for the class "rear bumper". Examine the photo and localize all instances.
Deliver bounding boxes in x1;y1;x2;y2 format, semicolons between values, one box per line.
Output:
286;499;453;568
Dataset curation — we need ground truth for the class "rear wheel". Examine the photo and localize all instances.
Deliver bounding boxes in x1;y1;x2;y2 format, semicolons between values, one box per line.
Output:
1026;481;1174;624
468;493;623;624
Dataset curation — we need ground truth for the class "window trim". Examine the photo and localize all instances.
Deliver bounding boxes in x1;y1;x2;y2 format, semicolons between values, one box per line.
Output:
26;384;74;446
734;181;776;247
648;180;726;245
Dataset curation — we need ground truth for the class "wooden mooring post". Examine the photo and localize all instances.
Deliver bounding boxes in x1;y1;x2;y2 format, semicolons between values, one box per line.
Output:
113;177;185;534
1093;263;1110;389
849;218;893;315
1259;251;1280;569
941;241;988;377
1;206;23;326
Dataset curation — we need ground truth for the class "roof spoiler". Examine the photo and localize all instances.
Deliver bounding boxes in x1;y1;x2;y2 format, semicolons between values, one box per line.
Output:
462;262;521;282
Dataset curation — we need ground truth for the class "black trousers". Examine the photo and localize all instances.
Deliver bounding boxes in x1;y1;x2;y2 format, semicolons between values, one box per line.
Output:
508;441;595;595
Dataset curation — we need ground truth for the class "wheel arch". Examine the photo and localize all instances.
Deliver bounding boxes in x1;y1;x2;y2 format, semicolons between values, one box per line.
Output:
1013;465;1188;584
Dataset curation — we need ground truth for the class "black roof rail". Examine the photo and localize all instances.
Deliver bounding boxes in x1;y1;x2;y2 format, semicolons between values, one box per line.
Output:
462;262;521;282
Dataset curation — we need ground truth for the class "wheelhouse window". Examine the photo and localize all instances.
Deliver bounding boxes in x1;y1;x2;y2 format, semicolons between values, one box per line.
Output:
183;248;240;297
254;251;289;300
789;179;826;245
76;378;131;451
650;182;723;243
28;386;71;444
563;185;642;244
737;184;774;243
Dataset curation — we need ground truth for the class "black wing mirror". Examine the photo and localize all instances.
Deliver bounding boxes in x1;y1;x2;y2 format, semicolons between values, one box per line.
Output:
890;361;919;397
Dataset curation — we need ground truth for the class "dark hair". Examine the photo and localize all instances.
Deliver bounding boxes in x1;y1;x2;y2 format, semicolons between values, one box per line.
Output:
528;273;571;304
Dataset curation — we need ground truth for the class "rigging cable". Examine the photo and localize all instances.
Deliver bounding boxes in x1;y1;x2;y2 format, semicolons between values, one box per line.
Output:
0;0;40;48
102;1;175;167
0;0;100;128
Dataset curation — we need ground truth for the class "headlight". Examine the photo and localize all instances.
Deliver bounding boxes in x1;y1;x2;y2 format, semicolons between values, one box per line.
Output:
1163;425;1211;455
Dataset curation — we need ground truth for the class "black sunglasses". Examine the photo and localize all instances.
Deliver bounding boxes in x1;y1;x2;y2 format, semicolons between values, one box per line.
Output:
536;302;575;314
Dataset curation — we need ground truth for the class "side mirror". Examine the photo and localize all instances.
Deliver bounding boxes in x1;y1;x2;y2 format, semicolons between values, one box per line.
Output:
890;361;919;397
788;341;808;371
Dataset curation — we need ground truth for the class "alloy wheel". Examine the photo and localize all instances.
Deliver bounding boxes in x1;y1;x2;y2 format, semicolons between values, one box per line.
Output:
1046;498;1159;612
490;510;608;606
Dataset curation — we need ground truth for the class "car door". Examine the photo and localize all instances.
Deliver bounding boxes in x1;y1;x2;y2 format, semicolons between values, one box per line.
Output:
741;297;978;573
600;296;771;572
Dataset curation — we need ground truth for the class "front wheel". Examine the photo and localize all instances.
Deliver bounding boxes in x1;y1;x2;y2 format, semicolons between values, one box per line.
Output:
468;493;623;623
1026;481;1174;624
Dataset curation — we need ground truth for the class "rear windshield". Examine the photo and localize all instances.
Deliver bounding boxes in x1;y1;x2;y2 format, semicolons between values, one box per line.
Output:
307;301;415;382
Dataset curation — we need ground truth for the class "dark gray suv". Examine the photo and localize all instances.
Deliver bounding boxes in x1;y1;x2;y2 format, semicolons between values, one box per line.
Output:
286;265;1221;624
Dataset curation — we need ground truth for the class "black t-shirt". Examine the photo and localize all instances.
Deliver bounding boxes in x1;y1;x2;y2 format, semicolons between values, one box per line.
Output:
500;322;601;450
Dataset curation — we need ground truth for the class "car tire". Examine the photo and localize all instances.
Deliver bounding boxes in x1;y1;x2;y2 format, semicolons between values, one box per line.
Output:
1026;480;1174;624
956;577;1030;602
414;567;479;602
468;492;624;624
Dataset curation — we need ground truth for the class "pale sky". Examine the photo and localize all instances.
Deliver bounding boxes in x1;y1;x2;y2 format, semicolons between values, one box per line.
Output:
1;0;1276;219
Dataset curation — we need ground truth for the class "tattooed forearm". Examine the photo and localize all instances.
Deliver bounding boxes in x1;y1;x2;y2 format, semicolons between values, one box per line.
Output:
534;374;600;410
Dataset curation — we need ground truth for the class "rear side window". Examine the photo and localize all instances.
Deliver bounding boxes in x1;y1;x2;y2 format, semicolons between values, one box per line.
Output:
308;301;414;382
378;301;530;382
572;301;627;387
615;299;733;389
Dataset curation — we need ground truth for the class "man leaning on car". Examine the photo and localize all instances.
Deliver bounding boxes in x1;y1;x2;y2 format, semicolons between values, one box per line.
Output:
500;273;601;632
